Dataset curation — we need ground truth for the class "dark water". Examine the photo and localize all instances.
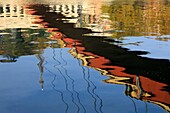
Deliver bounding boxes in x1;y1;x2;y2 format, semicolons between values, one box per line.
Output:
0;0;170;113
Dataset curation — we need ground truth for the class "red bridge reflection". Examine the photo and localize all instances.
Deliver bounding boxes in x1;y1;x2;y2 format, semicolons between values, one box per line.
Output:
25;4;170;112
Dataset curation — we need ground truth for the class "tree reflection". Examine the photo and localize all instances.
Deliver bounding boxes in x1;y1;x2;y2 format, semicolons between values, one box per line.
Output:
101;0;170;38
0;28;51;63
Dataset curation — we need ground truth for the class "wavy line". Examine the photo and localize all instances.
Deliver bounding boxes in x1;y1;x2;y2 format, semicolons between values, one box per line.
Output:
53;64;75;112
52;48;74;113
59;48;86;113
86;67;104;113
128;96;138;113
43;56;69;113
57;49;78;110
45;66;69;113
59;50;80;112
52;48;85;113
144;101;148;113
52;49;61;65
82;65;98;113
78;59;101;113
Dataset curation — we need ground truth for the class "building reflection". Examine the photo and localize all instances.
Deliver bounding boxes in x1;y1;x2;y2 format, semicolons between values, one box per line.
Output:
0;4;24;17
1;1;170;37
0;4;43;29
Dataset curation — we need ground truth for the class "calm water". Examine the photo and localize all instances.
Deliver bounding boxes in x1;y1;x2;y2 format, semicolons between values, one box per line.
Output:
0;0;170;113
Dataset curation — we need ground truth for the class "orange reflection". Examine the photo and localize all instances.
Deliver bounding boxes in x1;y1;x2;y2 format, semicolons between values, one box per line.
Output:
61;37;170;112
21;3;170;111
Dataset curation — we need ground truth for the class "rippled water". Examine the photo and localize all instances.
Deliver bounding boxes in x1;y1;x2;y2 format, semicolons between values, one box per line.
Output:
0;0;170;113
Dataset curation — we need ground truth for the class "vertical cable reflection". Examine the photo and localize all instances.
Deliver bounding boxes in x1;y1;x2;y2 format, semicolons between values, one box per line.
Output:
45;64;69;113
59;48;86;113
53;48;79;113
71;43;103;113
42;53;69;113
144;101;148;113
86;67;103;113
127;96;138;113
78;58;103;113
82;65;99;113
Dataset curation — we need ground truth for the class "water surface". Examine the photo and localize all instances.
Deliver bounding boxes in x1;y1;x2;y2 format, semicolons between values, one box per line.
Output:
0;0;170;113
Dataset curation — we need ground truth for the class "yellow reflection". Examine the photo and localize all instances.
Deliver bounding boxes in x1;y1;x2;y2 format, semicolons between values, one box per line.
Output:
69;44;170;112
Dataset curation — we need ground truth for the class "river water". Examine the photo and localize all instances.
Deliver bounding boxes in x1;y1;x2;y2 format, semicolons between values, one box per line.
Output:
0;0;170;113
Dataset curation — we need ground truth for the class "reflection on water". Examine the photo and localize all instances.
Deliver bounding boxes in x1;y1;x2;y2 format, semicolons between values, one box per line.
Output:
0;0;170;113
36;53;44;91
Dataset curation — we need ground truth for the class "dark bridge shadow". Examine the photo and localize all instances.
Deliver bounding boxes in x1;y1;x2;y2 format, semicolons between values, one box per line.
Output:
27;4;170;85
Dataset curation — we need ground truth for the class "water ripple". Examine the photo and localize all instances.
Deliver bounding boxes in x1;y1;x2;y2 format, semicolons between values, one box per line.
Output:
78;59;103;113
59;48;86;113
43;59;69;113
